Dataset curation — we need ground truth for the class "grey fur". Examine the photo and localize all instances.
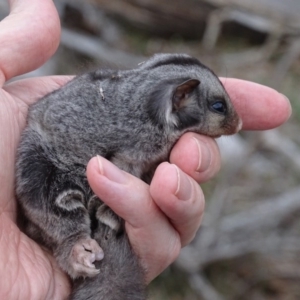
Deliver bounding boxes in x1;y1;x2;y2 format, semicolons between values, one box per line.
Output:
15;53;241;300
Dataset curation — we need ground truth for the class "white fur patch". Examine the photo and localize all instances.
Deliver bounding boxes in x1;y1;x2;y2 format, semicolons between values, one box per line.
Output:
99;87;105;100
97;214;120;231
96;206;120;231
165;105;178;127
55;190;85;211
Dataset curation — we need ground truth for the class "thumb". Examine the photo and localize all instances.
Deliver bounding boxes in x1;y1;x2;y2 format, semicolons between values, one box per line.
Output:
86;156;157;227
0;0;60;84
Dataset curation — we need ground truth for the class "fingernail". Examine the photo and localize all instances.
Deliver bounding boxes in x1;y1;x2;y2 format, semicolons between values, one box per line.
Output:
192;137;212;173
96;155;127;184
173;164;193;201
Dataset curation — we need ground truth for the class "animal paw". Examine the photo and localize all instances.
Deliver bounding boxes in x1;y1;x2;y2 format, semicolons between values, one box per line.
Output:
68;237;104;278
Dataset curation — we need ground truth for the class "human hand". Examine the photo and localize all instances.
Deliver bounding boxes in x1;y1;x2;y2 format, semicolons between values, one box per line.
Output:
0;0;71;299
0;1;291;300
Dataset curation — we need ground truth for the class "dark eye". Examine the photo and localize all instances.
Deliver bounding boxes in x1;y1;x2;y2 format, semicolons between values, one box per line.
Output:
210;101;227;115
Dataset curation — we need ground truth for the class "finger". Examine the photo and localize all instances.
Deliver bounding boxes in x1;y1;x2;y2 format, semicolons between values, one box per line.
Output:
170;132;221;183
86;156;182;281
0;0;60;84
4;76;73;105
150;162;205;246
87;156;163;228
221;78;292;130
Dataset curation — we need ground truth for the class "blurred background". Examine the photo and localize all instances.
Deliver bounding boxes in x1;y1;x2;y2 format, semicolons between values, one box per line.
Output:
2;0;300;299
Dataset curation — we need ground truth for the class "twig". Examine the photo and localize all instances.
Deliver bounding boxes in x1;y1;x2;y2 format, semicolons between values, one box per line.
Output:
259;129;300;171
60;28;145;68
189;273;226;300
177;186;300;270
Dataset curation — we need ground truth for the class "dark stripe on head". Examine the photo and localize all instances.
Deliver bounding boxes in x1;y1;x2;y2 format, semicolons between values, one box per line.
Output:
90;69;115;81
145;55;207;70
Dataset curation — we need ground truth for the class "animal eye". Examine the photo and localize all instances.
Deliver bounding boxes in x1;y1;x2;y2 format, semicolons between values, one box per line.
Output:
210;101;227;115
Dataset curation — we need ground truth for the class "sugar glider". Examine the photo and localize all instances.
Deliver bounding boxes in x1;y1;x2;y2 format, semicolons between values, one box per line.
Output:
16;53;241;299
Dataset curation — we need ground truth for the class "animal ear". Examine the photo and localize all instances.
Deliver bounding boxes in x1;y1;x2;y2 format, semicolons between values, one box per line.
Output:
172;79;200;111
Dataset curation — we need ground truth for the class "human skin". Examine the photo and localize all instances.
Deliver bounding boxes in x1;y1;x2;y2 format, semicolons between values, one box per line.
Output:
0;0;291;299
